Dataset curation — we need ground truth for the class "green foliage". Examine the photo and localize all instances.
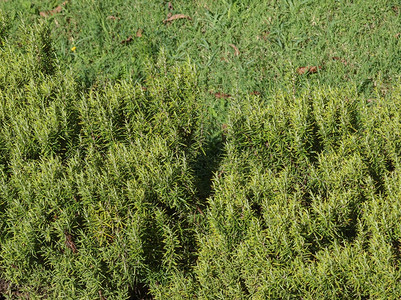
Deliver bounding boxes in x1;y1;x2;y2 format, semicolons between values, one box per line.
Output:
3;0;401;94
186;85;401;298
2;2;401;299
0;21;204;299
0;10;9;46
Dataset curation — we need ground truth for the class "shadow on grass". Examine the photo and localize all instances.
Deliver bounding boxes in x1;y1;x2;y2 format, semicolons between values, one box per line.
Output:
128;281;152;300
192;133;225;205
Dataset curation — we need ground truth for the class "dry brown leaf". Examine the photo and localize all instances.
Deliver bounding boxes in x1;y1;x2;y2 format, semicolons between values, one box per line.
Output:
168;1;174;10
332;56;348;65
308;66;321;73
259;31;270;41
214;92;231;98
296;66;309;75
40;0;68;17
0;278;10;295
250;91;261;96
395;33;401;39
392;6;399;15
163;14;192;24
196;206;205;216
136;28;143;37
65;231;77;254
107;15;119;20
297;66;322;75
99;290;106;300
121;36;133;44
229;44;240;56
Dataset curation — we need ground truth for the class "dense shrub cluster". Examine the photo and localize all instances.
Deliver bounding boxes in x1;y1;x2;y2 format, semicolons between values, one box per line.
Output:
182;88;401;298
0;22;203;299
2;19;401;300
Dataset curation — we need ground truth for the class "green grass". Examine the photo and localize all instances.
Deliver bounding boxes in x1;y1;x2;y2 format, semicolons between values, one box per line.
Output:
3;0;401;94
1;0;401;299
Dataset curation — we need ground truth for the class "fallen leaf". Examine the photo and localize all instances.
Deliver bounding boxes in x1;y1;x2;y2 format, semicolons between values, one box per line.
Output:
308;66;321;73
296;66;309;75
40;0;68;17
196;206;205;216
258;31;270;41
332;56;348;65
121;36;133;44
107;15;119;20
214;92;231;98
395;33;401;39
168;1;174;10
163;14;192;24
136;28;143;37
296;66;322;75
229;44;240;56
250;91;261;96
99;290;106;300
392;6;399;15
65;231;77;254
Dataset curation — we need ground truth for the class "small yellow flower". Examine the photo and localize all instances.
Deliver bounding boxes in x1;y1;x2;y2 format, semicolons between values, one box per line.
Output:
71;46;76;52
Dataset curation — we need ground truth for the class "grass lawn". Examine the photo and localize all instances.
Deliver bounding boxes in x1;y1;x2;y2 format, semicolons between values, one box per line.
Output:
4;0;401;93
